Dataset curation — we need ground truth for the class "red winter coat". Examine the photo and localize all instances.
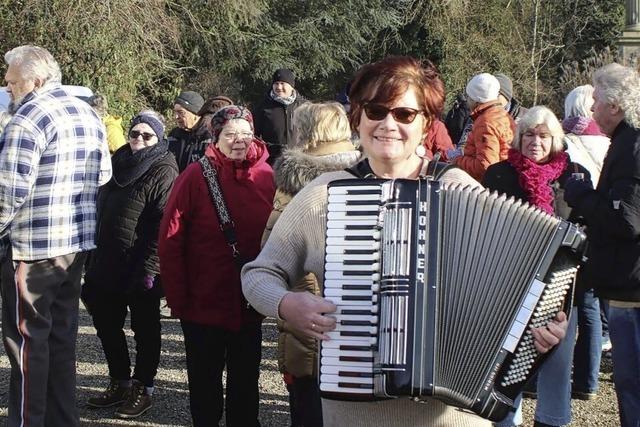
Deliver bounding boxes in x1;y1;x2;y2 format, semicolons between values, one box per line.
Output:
424;119;454;161
158;140;275;330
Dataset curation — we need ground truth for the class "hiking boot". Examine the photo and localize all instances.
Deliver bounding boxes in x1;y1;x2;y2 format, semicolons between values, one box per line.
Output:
115;380;152;419
87;379;131;408
572;390;597;400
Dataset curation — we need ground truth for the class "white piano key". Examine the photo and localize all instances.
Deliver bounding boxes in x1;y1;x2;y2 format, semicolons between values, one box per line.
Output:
325;262;379;272
328;203;382;212
325;253;380;262
324;289;374;297
321;356;372;368
328;194;382;203
329;314;378;324
321;348;374;358
319;383;373;394
320;374;373;385
326;331;377;343
327;219;379;228
325;295;378;306
326;237;380;247
328;185;382;194
332;304;379;315
326;228;379;237
325;271;380;281
327;211;379;220
321;339;375;350
323;279;375;288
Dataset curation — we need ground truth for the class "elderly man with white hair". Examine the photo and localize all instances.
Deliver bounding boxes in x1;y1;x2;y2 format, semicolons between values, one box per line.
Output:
452;72;515;181
0;45;111;427
564;63;640;427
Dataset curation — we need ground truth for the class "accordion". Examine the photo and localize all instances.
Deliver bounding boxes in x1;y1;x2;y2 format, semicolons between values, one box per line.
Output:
320;178;585;421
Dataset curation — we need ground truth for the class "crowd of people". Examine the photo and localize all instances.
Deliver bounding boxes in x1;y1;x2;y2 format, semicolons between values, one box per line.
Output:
0;44;638;427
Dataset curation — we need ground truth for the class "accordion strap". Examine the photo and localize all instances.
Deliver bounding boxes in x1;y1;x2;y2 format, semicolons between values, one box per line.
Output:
198;156;245;269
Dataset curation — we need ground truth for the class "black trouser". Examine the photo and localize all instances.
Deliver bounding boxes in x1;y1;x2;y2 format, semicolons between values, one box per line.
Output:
289;375;323;427
87;287;161;387
180;320;262;427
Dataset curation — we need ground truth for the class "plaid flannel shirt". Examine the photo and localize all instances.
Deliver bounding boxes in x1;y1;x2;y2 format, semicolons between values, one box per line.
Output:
0;83;112;261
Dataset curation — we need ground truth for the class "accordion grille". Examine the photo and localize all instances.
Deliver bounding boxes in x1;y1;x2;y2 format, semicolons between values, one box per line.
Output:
434;184;561;403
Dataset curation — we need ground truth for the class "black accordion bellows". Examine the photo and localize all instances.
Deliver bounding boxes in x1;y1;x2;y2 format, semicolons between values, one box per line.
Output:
320;178;585;421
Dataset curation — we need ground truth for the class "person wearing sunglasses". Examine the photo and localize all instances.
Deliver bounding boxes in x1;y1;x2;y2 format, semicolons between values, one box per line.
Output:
82;111;178;419
452;73;516;182
159;106;275;426
242;56;569;427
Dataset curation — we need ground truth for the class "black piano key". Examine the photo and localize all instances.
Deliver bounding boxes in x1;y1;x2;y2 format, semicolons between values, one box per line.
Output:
340;345;375;351
344;249;377;255
345;200;383;206
344;235;377;241
346;224;379;230
343;260;377;265
342;285;372;290
338;382;374;389
341;320;375;326
343;189;381;195
341;331;375;337
346;211;379;216
339;356;374;363
338;370;374;378
343;295;373;301
341;309;373;315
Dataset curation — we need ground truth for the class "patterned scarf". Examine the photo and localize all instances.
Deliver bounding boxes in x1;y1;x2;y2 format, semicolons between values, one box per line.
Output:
562;116;603;136
270;89;297;106
507;148;568;215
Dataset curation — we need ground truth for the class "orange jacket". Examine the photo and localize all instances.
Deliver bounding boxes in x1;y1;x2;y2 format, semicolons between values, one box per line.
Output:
454;102;515;181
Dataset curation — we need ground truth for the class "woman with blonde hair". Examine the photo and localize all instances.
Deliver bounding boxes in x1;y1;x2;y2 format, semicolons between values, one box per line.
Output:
262;101;360;427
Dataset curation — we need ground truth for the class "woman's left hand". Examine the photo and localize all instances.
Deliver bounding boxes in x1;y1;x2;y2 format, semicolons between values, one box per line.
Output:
531;311;568;353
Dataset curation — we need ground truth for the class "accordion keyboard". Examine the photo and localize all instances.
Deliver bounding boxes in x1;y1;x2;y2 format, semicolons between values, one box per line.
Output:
320;184;384;395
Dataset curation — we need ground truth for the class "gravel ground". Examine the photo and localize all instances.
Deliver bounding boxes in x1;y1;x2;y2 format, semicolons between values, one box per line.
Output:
0;301;619;426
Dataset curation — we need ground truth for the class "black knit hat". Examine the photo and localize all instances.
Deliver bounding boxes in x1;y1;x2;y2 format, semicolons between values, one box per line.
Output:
174;91;205;114
272;69;296;88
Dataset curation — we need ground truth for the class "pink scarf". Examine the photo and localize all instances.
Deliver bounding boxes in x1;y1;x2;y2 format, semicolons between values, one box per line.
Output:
507;148;568;215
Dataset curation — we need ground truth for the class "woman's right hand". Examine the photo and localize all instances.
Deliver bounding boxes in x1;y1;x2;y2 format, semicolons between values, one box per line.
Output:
278;292;337;340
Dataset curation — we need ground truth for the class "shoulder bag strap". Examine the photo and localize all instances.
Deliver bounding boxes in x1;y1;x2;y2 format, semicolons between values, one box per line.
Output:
198;157;245;269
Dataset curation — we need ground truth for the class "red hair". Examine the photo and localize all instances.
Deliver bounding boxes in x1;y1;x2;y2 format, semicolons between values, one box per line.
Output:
348;56;445;132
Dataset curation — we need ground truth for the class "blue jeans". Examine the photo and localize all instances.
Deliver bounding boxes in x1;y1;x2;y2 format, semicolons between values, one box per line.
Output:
572;289;602;393
608;305;640;427
495;311;578;427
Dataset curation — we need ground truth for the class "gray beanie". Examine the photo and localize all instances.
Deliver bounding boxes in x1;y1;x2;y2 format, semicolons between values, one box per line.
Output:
175;91;205;114
494;73;514;101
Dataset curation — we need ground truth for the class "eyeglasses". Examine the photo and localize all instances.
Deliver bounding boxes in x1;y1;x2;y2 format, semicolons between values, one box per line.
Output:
363;103;425;124
221;131;254;140
129;130;156;141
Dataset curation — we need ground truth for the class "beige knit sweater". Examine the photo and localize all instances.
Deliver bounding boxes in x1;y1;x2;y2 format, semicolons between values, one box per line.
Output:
242;168;491;426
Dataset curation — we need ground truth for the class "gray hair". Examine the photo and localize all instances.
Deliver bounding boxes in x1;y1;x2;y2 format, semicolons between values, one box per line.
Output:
512;106;565;156
564;84;594;120
593;63;640;128
292;102;352;151
0;110;12;135
4;45;62;85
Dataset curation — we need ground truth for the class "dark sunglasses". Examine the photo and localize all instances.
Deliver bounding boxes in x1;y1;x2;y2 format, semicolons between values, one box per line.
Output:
363;103;424;124
129;130;156;141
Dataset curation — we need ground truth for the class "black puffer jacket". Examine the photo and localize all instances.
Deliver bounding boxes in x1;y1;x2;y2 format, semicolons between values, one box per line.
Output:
572;121;640;301
253;91;307;165
85;142;178;294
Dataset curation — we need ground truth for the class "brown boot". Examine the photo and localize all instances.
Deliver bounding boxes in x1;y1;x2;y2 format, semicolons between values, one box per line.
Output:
87;378;131;408
115;379;152;419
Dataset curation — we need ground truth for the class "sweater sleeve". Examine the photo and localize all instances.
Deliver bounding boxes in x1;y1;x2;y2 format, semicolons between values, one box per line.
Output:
158;170;194;316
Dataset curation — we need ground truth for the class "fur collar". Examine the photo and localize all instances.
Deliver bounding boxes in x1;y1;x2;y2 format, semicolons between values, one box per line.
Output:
274;148;361;195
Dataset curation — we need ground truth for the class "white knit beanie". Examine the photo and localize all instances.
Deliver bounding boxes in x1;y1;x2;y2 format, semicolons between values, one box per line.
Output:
466;73;500;103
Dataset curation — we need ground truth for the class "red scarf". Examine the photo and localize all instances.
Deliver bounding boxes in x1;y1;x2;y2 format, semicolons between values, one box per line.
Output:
507;148;568;215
